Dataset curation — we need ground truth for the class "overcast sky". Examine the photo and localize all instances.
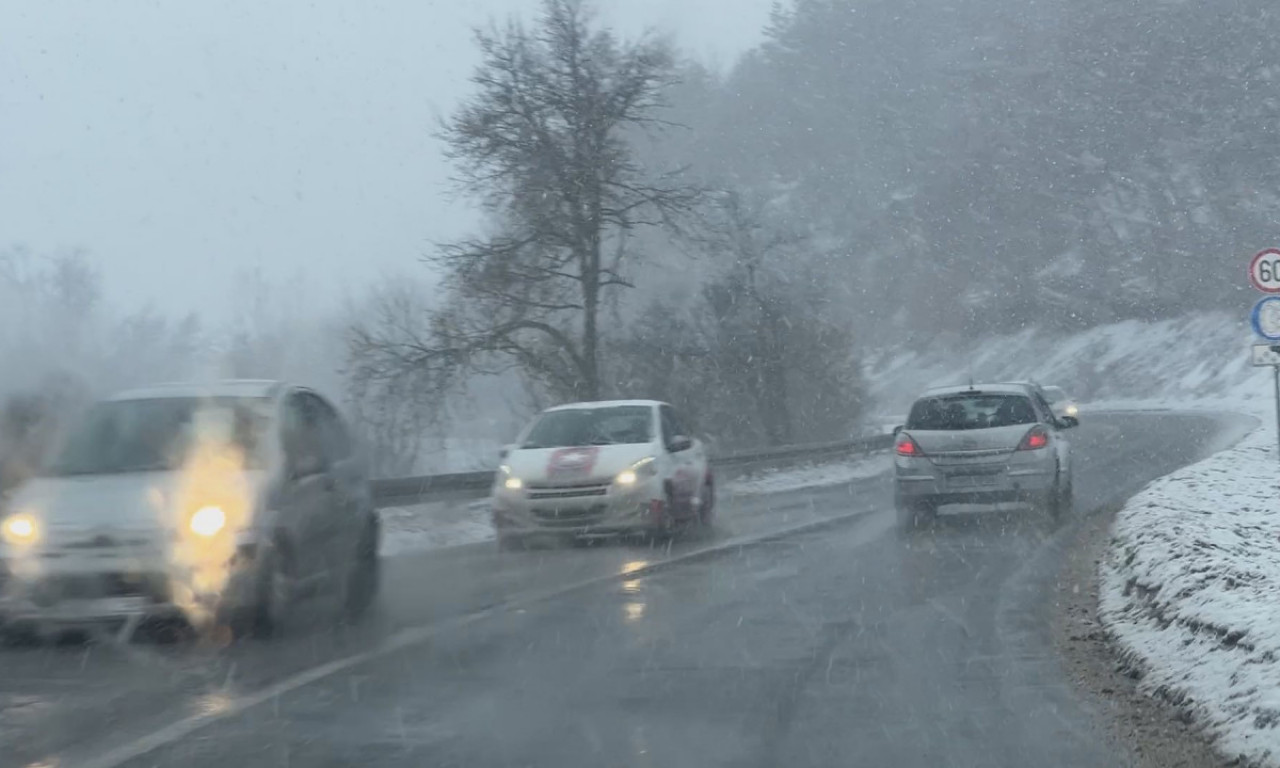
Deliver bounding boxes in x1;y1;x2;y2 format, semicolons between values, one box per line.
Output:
0;0;773;322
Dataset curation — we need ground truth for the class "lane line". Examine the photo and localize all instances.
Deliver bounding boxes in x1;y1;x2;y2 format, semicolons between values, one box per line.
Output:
72;500;883;768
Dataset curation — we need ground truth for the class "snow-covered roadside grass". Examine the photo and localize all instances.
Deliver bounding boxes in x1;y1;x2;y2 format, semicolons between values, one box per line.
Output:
378;453;892;557
1099;399;1280;766
726;453;892;496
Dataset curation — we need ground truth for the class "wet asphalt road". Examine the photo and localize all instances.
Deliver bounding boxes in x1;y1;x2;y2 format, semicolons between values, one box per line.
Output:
0;412;1237;768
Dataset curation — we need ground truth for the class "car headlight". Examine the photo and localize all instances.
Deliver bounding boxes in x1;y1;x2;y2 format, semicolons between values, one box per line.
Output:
498;465;523;491
1066;404;1079;417
1;513;38;546
616;457;657;486
189;505;227;537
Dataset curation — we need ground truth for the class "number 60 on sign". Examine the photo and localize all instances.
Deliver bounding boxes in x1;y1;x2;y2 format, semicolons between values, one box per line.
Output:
1249;248;1280;293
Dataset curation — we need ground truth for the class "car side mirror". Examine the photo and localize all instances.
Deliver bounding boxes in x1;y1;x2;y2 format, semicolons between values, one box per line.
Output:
1057;415;1079;429
668;435;693;453
892;425;904;436
498;444;514;460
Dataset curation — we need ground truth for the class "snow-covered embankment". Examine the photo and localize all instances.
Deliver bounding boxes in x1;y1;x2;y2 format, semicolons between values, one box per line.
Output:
1100;407;1280;765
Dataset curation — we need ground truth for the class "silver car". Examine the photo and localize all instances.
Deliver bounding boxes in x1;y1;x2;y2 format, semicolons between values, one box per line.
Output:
0;380;379;641
893;383;1077;528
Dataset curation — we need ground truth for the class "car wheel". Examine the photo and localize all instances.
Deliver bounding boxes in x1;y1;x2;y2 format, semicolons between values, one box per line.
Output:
896;498;934;533
343;522;380;623
650;486;678;542
225;548;288;640
1053;476;1075;519
697;476;716;526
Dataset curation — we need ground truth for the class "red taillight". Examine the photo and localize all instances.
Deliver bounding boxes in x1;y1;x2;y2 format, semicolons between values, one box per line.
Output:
1018;426;1050;451
896;434;922;456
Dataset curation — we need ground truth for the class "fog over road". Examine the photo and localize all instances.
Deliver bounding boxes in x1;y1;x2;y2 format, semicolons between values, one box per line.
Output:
0;412;1232;768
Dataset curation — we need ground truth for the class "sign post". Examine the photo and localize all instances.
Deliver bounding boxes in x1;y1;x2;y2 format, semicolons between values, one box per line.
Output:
1249;251;1280;462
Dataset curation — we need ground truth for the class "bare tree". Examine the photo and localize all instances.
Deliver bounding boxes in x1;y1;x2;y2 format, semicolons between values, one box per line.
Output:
349;0;698;403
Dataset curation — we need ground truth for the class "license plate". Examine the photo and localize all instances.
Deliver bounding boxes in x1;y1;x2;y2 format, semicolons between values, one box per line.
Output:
949;474;998;487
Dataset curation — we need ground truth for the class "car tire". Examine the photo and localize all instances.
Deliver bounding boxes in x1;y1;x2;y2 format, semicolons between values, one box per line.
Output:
650;486;678;542
1053;476;1074;519
343;521;380;623
225;548;287;641
697;476;716;526
896;498;934;532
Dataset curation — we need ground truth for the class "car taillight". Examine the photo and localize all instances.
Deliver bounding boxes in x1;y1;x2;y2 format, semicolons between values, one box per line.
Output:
1018;426;1050;451
896;434;922;456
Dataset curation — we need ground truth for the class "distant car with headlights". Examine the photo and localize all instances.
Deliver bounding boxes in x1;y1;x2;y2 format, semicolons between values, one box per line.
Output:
491;400;713;548
893;383;1077;528
0;380;379;641
1040;385;1079;421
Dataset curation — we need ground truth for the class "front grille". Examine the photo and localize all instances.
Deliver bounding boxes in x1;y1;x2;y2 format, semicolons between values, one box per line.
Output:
29;572;170;605
531;504;607;527
528;486;608;500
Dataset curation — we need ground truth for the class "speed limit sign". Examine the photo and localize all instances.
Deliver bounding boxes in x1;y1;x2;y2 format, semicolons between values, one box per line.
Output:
1249;248;1280;293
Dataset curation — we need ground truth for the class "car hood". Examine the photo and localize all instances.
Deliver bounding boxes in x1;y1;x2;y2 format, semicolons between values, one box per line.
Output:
905;424;1037;455
505;443;659;485
6;469;269;530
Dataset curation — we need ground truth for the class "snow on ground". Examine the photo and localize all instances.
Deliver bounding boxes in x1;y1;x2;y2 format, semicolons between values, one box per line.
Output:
1098;388;1280;765
379;499;494;557
378;453;893;557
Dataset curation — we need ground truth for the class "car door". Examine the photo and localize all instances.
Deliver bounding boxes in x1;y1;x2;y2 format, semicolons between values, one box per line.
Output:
276;391;337;583
660;405;698;507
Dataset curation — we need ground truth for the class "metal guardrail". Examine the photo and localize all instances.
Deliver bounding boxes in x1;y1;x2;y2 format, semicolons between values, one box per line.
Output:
369;433;894;508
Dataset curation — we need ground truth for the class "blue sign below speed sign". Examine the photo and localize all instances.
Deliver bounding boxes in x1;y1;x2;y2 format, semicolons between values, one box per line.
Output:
1252;296;1280;341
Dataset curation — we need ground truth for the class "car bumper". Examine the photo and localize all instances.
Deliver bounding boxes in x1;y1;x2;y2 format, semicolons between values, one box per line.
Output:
491;478;668;536
894;457;1058;510
0;547;262;630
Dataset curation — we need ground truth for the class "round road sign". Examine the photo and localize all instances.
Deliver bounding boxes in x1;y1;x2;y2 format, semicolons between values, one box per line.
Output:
1249;248;1280;293
1252;296;1280;341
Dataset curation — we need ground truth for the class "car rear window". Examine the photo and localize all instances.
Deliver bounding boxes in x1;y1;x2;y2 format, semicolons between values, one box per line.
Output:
906;394;1039;431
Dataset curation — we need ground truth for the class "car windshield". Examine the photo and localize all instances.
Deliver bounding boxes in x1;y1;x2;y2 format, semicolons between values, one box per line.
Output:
520;406;653;448
906;394;1039;431
46;397;271;476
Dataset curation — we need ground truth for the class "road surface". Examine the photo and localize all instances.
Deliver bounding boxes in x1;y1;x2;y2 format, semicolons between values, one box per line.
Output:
0;412;1233;767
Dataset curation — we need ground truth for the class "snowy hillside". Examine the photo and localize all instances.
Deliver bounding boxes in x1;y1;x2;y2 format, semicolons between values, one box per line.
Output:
866;311;1266;416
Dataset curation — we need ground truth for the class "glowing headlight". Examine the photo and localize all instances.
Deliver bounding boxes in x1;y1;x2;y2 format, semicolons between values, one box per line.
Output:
1066;404;1079;417
190;505;226;537
1;514;38;545
615;457;657;486
498;465;523;491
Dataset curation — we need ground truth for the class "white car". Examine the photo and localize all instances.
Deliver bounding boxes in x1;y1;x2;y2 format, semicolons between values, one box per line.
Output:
491;400;713;547
1041;385;1080;421
0;380;379;641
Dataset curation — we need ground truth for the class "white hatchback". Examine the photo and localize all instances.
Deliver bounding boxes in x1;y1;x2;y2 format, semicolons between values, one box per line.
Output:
491;400;713;547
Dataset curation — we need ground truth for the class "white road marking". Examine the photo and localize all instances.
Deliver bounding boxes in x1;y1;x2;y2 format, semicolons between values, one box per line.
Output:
72;503;882;768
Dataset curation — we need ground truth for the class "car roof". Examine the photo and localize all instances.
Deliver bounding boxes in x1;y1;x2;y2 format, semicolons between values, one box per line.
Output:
107;379;287;402
544;399;663;412
918;383;1034;398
